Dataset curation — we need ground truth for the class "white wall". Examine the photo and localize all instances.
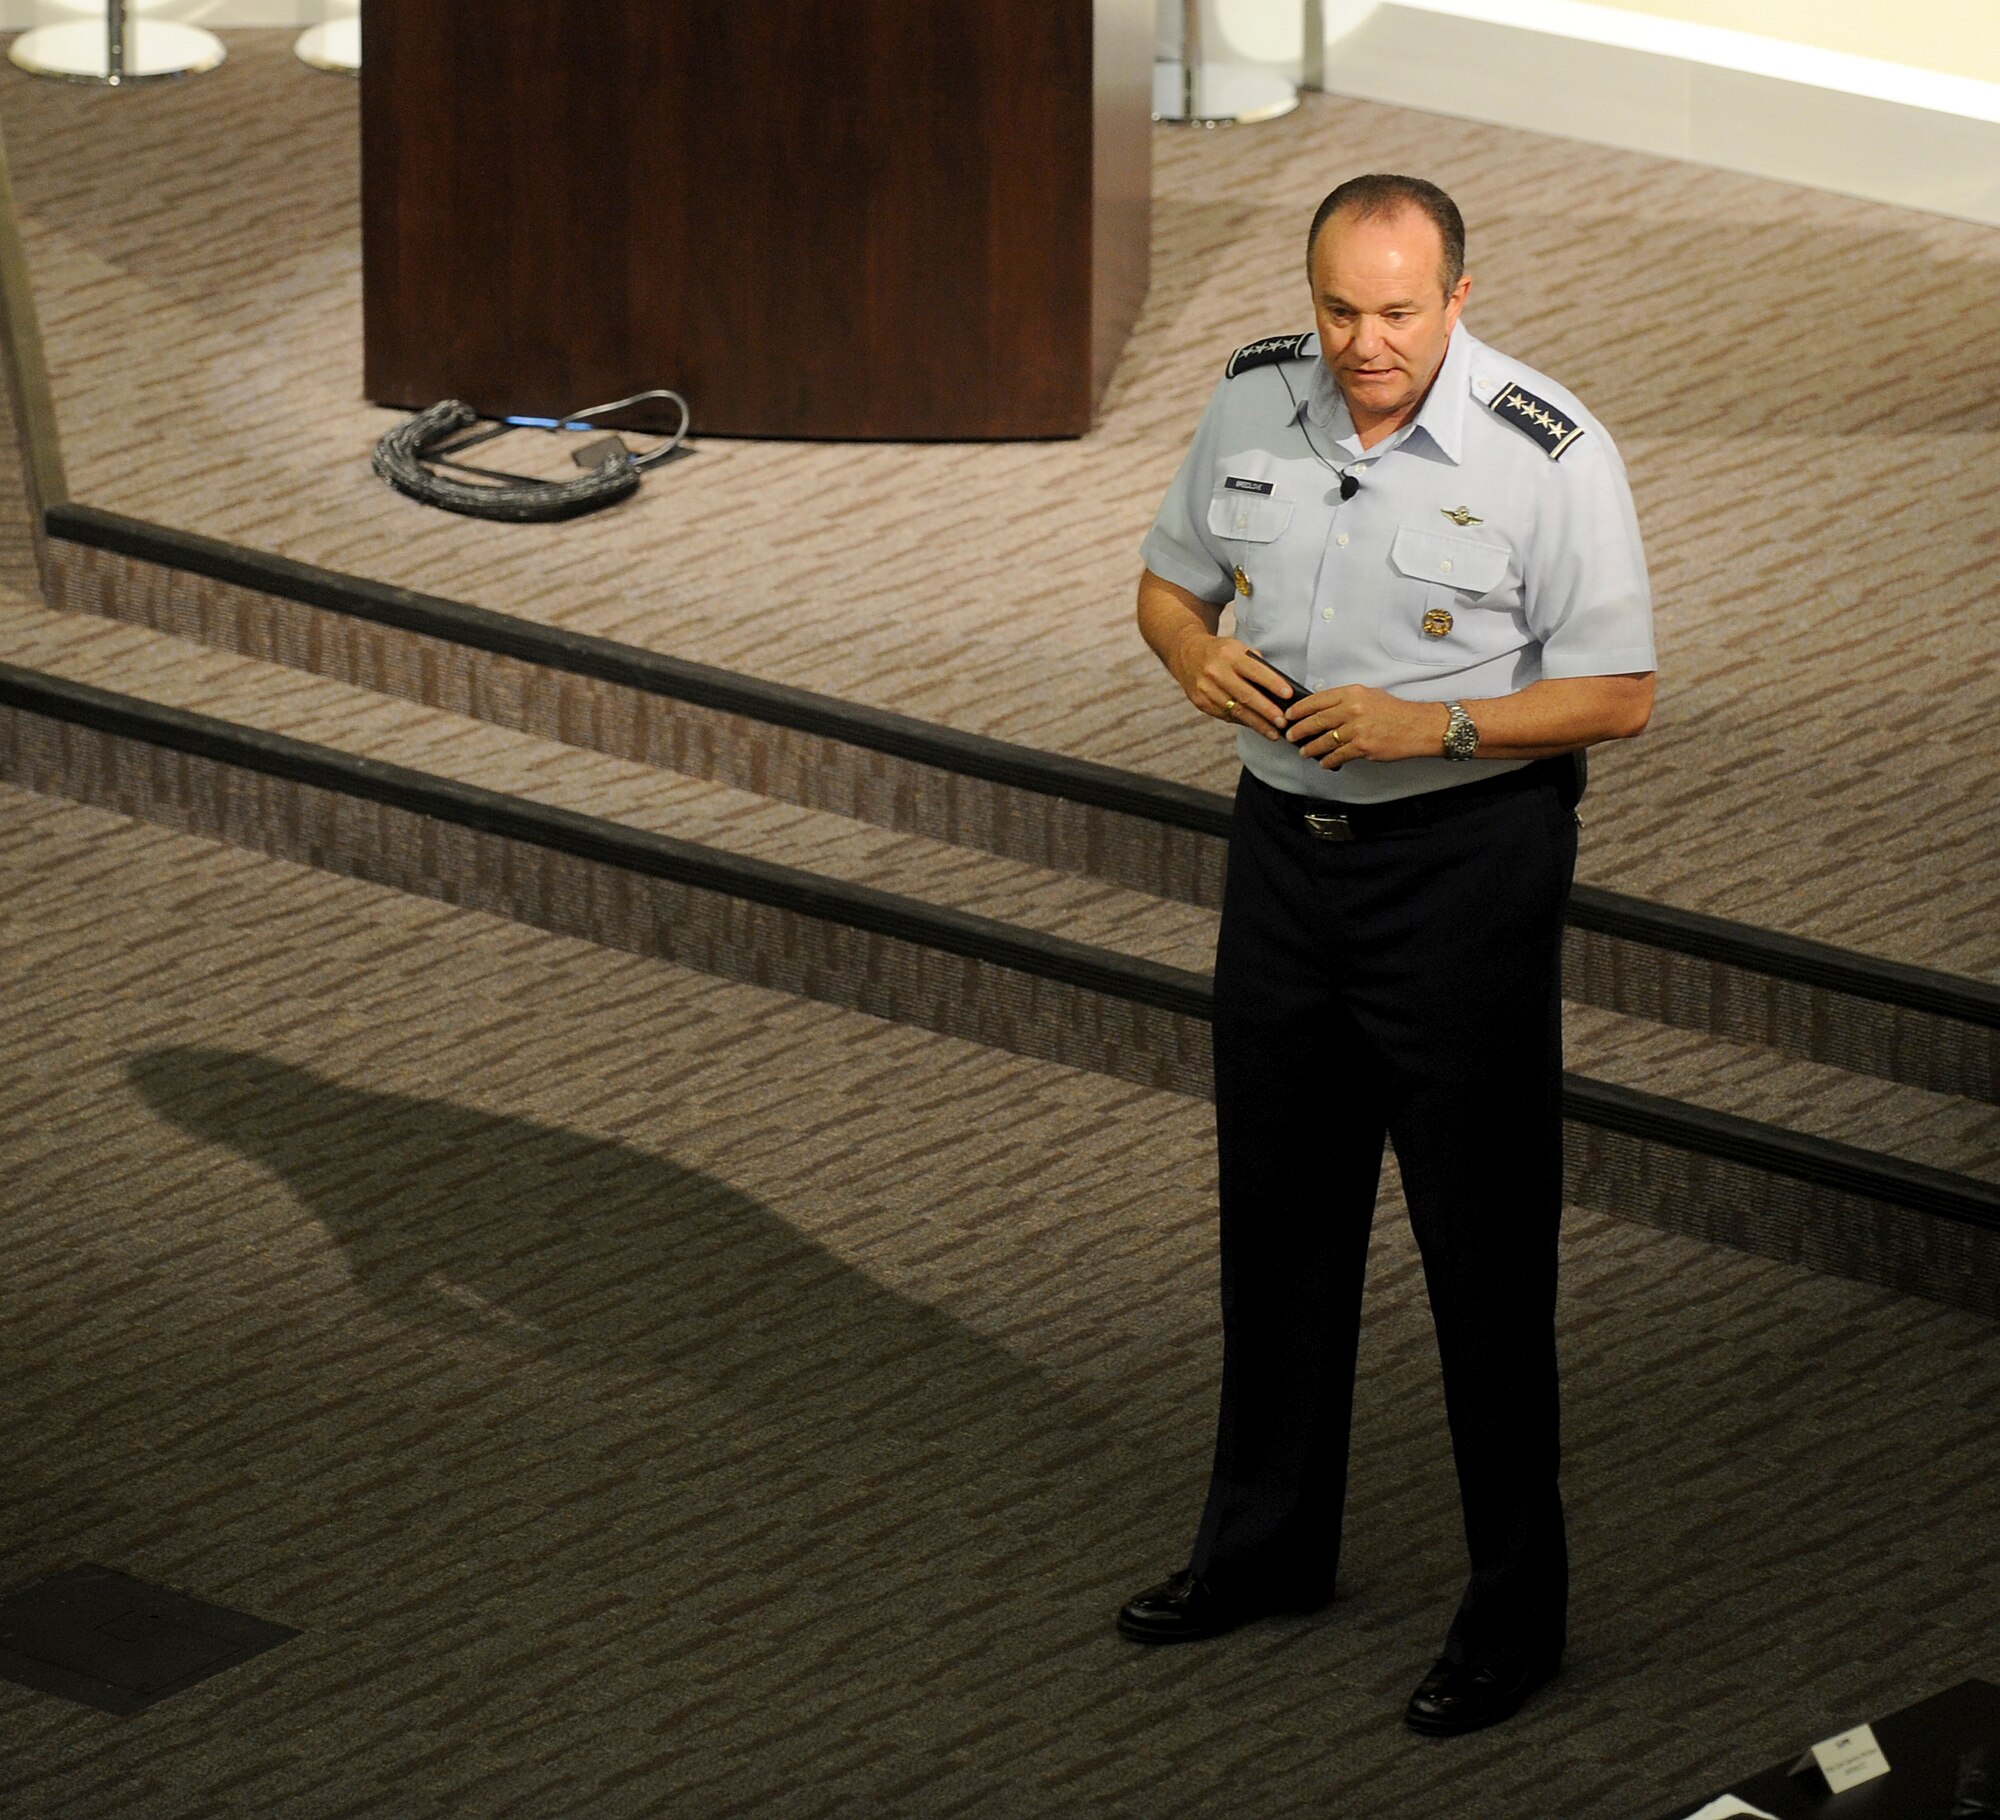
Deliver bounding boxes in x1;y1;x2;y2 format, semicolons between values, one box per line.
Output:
1578;0;1999;86
1175;0;2000;228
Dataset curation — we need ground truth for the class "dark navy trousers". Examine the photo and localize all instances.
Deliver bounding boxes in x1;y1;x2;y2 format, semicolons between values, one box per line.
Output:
1190;761;1577;1669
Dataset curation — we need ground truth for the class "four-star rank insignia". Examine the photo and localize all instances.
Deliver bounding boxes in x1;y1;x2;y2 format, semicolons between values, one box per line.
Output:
1422;607;1454;639
1489;383;1586;459
1224;332;1314;379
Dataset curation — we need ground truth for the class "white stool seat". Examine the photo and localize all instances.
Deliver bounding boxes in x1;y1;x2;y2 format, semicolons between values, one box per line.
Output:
295;17;360;75
8;13;224;85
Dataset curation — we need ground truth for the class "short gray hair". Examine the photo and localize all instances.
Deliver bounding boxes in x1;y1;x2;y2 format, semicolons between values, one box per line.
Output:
1306;174;1466;297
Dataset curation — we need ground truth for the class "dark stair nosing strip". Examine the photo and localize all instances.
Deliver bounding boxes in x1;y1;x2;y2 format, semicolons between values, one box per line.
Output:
1564;886;1999;1030
0;660;1211;1021
2;659;1994;1238
45;503;1999;1035
45;503;1228;834
1562;1074;2000;1233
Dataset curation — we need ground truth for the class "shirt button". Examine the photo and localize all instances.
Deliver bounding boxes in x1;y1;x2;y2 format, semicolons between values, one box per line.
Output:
1335;533;1349;547
1440;559;1453;572
1322;607;1335;620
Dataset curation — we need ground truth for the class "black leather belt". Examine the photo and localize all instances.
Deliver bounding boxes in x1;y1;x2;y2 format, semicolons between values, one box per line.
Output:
1247;759;1563;842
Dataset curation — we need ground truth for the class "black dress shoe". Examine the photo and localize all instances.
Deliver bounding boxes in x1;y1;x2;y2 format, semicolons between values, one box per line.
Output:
1404;1652;1559;1735
1115;1569;1328;1645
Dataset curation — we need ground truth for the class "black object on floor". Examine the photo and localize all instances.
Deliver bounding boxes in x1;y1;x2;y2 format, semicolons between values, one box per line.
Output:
1654;1680;2000;1820
1956;1744;2000;1818
0;1565;299;1715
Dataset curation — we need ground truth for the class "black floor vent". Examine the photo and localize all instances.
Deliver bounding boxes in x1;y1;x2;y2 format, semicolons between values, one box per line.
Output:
0;1565;298;1715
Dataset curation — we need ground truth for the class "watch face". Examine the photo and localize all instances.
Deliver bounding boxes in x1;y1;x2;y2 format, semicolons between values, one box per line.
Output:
1445;709;1478;758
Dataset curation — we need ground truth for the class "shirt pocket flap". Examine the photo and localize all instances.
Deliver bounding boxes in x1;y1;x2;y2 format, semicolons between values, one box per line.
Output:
1207;491;1295;544
1390;527;1510;595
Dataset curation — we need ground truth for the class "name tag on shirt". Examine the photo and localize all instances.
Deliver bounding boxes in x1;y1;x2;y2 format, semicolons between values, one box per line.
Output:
1223;476;1274;494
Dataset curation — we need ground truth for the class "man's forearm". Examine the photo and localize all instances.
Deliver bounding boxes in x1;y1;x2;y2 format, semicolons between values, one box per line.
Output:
1457;673;1655;758
1285;671;1656;767
1136;568;1223;689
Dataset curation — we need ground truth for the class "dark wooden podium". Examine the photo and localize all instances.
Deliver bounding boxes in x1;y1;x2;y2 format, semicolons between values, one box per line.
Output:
360;0;1152;439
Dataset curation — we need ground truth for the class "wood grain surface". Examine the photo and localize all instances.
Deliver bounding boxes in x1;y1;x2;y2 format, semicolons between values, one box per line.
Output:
360;0;1152;437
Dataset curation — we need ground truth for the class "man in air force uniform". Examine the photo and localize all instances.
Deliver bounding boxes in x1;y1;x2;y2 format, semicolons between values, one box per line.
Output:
1119;173;1655;1736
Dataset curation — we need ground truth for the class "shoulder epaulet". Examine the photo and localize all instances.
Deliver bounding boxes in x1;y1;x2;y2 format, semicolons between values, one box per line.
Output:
1224;332;1314;380
1487;380;1586;459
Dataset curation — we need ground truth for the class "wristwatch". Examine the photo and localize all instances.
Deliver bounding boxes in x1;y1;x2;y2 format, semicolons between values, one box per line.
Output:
1442;700;1479;760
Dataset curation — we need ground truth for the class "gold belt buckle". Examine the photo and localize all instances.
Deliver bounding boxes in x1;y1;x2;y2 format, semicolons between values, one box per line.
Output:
1302;810;1354;843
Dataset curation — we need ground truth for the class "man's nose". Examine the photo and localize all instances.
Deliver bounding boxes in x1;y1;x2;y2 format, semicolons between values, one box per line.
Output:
1351;318;1383;358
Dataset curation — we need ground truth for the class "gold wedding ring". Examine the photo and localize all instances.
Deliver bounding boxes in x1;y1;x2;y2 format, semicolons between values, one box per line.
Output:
1222;698;1237;714
1330;727;1343;746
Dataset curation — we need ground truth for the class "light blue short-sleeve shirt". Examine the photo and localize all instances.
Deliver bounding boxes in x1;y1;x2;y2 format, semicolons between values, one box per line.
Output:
1141;325;1655;804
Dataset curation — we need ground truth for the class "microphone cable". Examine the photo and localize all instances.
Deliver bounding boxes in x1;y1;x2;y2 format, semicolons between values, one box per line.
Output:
1276;365;1364;501
373;388;690;523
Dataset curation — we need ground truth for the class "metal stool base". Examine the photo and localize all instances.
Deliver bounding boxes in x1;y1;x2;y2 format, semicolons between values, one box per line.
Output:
294;19;359;75
8;19;225;84
1152;60;1299;127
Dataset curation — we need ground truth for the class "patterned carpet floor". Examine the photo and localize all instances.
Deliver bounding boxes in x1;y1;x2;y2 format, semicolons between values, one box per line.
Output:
0;33;1995;1819
0;781;1995;1818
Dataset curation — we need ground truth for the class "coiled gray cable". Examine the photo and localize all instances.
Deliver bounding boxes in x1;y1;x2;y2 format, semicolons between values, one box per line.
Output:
372;390;690;523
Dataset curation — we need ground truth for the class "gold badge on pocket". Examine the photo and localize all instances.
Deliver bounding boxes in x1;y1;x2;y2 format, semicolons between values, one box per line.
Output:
1233;565;1252;598
1422;606;1454;639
